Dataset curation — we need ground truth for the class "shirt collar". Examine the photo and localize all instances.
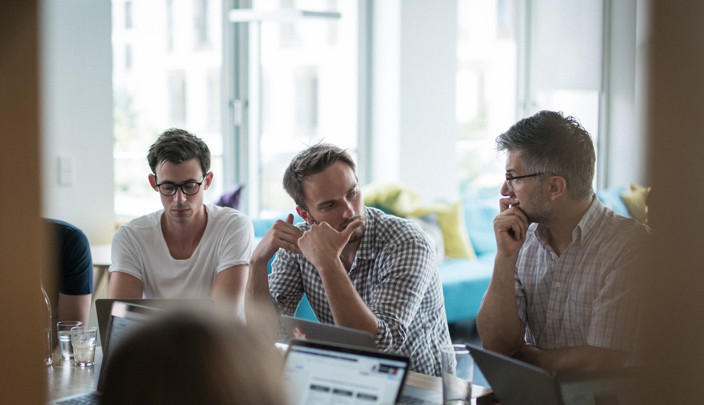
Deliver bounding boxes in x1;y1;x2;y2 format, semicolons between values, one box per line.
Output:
534;194;602;247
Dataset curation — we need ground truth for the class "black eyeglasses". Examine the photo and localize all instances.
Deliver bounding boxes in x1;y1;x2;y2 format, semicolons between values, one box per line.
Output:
505;172;544;191
154;176;207;196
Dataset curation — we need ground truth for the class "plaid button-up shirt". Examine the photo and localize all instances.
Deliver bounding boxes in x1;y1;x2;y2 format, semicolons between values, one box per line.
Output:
269;207;452;376
515;196;647;353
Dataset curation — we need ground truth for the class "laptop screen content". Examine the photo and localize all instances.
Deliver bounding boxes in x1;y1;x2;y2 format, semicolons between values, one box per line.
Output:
283;341;409;405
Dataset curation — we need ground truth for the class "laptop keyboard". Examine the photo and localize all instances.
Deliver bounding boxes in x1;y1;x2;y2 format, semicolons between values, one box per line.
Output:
54;392;100;405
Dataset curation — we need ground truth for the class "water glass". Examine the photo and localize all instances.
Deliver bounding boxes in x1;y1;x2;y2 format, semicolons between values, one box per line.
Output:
441;344;474;405
70;326;97;367
56;321;83;360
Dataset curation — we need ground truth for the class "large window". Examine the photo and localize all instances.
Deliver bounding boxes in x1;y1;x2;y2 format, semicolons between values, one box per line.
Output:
455;0;518;202
456;0;604;201
229;0;360;217
112;0;224;220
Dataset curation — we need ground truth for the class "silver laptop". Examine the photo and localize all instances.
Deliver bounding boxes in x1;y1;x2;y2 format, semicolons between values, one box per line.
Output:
284;339;411;405
467;343;640;405
50;302;162;405
280;315;377;349
95;298;214;345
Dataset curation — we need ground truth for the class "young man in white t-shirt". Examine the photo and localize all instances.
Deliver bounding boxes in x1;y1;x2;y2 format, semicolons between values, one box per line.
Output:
108;129;254;314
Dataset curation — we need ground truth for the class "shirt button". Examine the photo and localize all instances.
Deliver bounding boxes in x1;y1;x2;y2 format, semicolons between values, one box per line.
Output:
555;282;561;287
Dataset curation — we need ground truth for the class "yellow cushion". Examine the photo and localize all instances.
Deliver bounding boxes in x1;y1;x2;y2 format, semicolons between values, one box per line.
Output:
363;183;421;217
411;201;476;260
620;183;650;225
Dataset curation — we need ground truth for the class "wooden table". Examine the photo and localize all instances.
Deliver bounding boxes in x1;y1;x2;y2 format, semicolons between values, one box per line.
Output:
46;348;103;401
403;371;493;404
47;346;492;404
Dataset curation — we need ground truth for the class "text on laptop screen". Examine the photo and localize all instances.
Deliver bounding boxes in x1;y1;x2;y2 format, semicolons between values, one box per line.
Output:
284;344;407;405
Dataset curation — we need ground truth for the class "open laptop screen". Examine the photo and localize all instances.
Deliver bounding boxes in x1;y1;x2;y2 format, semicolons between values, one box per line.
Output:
283;340;409;405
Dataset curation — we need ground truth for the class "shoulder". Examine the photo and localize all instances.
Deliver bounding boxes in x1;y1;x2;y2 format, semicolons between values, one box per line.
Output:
366;207;432;246
595;203;648;239
46;218;89;245
206;204;252;228
114;210;162;238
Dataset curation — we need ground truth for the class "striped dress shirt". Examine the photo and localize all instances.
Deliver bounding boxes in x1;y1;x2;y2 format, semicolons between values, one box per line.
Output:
515;196;648;353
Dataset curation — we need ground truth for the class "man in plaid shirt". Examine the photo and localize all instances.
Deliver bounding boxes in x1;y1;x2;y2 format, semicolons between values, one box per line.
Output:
477;111;648;373
246;143;452;376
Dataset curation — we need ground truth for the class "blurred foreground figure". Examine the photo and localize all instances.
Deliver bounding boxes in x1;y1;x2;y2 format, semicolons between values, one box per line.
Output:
101;311;286;405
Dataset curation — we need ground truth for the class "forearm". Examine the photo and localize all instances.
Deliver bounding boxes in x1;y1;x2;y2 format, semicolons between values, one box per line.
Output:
107;272;143;298
212;265;248;316
516;344;630;373
476;255;524;356
57;293;91;325
244;260;279;338
319;260;378;336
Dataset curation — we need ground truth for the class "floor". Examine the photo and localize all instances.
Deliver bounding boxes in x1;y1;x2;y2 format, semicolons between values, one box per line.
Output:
448;318;489;389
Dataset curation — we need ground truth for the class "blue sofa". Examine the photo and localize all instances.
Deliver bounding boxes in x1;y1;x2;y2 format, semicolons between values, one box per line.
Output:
251;186;633;324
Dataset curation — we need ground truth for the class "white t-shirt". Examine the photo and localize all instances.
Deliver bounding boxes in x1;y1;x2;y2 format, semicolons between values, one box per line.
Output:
109;204;254;298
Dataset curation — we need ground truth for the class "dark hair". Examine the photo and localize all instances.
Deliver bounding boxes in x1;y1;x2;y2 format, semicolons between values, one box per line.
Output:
101;312;285;405
283;143;356;209
147;128;211;176
496;110;595;199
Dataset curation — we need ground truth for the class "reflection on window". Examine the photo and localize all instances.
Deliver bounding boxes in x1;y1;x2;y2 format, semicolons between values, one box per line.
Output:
295;66;318;136
456;0;517;202
125;1;133;29
168;70;187;125
194;0;211;49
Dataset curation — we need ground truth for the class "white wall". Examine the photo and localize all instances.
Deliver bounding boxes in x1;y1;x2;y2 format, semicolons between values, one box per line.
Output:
40;0;115;244
371;0;459;203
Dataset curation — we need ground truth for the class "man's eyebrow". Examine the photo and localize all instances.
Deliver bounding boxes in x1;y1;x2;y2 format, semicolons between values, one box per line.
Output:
315;185;358;208
157;177;201;184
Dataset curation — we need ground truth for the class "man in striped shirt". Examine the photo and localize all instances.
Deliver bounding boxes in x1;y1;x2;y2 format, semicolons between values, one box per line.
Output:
477;110;648;373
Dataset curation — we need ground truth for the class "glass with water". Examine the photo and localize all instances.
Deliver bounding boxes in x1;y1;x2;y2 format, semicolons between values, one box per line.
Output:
56;321;82;360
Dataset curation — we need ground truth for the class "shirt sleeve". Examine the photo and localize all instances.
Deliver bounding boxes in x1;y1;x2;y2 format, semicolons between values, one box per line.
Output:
268;249;305;316
215;212;255;273
108;225;145;281
369;235;436;352
58;224;94;295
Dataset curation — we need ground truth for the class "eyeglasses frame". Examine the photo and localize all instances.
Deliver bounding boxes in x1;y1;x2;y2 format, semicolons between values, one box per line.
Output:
154;174;208;196
505;172;544;191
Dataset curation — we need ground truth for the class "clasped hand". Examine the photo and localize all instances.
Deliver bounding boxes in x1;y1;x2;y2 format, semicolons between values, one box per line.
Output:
298;220;364;271
494;196;529;256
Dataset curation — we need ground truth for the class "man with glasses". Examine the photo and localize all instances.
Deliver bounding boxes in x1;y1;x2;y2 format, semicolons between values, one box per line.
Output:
108;129;253;314
477;111;648;372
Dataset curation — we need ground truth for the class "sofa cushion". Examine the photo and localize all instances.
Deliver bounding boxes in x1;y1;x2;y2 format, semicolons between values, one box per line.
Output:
596;187;630;217
620;183;650;224
439;256;494;323
411;201;476;260
462;201;499;258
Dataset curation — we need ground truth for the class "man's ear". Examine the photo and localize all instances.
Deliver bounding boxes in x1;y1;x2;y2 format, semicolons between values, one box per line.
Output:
547;175;567;200
296;206;314;225
148;174;158;190
203;172;214;190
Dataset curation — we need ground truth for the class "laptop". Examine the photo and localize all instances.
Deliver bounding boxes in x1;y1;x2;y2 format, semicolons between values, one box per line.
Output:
467;343;640;405
95;298;214;344
50;302;163;405
283;339;412;405
280;315;377;349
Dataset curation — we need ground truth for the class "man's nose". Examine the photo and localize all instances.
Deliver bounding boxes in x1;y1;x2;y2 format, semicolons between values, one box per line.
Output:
173;187;187;201
500;181;512;197
342;199;355;218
